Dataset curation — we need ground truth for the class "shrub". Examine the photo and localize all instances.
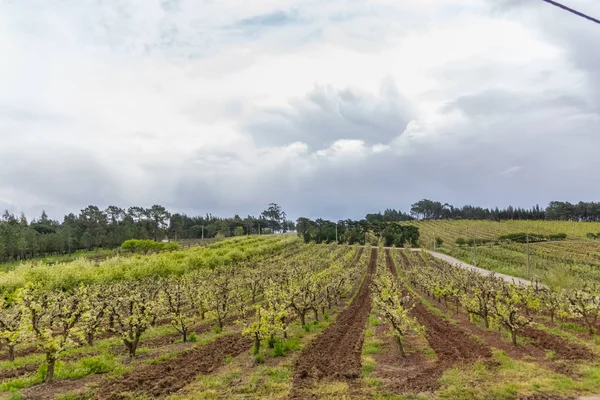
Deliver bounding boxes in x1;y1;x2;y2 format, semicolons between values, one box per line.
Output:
272;338;301;357
120;239;181;254
548;233;567;241
79;355;115;374
497;232;567;243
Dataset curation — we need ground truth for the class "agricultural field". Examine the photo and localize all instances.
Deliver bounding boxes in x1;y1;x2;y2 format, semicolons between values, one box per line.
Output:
1;235;599;400
412;220;600;285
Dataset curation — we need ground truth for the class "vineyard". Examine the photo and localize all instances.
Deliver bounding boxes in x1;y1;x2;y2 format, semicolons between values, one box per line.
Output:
412;220;600;284
0;235;599;399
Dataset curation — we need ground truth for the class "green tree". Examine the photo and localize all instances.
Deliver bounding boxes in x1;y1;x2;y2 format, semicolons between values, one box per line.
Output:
18;284;87;382
371;269;423;357
148;205;170;242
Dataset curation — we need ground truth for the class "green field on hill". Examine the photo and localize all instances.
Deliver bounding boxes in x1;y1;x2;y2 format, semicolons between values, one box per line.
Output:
412;220;600;285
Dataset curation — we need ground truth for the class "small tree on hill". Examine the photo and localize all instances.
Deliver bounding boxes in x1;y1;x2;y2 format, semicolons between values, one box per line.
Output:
18;284;87;382
371;271;423;357
0;298;25;362
107;280;162;357
490;283;538;345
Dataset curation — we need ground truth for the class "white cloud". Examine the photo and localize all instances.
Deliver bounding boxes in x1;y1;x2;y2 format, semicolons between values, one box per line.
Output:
0;0;599;219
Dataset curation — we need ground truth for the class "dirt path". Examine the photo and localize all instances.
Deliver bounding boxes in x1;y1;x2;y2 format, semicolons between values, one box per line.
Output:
93;333;252;399
289;248;375;398
415;249;535;286
387;249;493;393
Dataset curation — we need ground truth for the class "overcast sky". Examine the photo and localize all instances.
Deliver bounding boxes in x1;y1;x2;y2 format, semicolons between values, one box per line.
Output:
1;0;599;221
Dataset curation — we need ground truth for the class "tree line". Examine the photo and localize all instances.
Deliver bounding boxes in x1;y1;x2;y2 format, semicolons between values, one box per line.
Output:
409;200;600;221
0;203;293;263
295;218;420;247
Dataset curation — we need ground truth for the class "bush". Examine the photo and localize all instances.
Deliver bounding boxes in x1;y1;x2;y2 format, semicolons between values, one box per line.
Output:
215;233;226;241
79;355;115;374
272;338;301;357
188;332;198;342
498;232;567;243
455;237;467;246
435;237;444;248
120;239;181;254
466;238;494;246
548;233;567;241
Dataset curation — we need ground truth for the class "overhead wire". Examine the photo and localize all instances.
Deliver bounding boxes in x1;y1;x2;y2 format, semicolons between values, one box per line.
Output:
540;0;600;24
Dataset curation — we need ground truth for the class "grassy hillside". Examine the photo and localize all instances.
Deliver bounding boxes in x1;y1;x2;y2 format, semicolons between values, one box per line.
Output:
412;220;600;285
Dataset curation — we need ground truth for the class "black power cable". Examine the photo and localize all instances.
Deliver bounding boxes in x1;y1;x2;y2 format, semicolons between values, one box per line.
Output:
541;0;600;24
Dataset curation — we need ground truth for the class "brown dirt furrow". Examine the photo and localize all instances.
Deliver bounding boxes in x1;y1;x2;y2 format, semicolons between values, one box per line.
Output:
22;375;103;400
387;249;492;393
0;363;39;380
521;326;594;360
290;248;374;398
390;249;492;361
432;295;545;361
94;333;252;400
370;320;439;394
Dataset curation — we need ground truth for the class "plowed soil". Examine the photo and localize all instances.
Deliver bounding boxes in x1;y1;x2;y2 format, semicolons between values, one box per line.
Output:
0;363;38;380
387;249;493;393
289;248;374;398
94;333;252;399
521;327;594;360
22;375;103;400
370;321;436;394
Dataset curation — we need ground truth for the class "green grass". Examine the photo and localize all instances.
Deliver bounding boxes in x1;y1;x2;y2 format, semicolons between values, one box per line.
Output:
369;315;382;327
374;395;428;400
560;322;588;333
422;345;436;359
0;374;42;392
437;350;600;399
6;392;25;400
196;369;242;390
364;339;383;355
265;366;291;383
0;353;45;370
0;354;118;392
364;376;383;387
55;391;94;400
361;356;376;376
270;338;301;357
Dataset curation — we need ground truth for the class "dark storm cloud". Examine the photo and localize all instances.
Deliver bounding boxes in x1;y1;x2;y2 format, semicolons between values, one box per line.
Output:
244;79;415;150
0;149;124;218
